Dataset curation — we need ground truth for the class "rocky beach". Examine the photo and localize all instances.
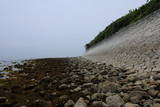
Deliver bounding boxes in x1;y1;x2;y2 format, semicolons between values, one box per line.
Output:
1;0;160;107
0;57;160;107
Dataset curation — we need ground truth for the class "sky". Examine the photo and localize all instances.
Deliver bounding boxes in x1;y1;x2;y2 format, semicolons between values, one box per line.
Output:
0;0;146;60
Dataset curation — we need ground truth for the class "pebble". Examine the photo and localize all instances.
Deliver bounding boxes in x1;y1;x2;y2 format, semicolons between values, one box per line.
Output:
59;95;69;104
91;93;106;101
98;80;119;93
148;89;159;97
74;97;87;107
59;84;68;89
129;91;148;103
105;95;124;107
92;101;108;107
152;103;160;107
73;87;81;92
64;100;74;107
154;99;160;103
124;103;139;107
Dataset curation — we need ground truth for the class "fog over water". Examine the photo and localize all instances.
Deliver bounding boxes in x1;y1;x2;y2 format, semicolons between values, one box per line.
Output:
0;0;146;60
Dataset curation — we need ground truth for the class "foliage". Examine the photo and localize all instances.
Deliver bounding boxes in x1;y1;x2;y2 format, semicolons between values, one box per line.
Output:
86;0;160;49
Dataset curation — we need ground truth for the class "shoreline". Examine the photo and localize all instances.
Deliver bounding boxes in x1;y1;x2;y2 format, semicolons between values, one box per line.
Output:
0;57;159;106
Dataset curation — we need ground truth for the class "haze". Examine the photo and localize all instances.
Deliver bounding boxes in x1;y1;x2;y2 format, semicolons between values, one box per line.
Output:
0;0;146;60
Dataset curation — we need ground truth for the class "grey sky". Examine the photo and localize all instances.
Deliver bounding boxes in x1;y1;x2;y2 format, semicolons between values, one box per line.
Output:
0;0;146;60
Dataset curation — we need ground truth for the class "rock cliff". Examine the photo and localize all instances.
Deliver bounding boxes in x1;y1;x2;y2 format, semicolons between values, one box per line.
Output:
84;9;160;72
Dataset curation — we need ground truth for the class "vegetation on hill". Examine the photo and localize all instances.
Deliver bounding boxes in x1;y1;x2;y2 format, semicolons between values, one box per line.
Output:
86;0;160;50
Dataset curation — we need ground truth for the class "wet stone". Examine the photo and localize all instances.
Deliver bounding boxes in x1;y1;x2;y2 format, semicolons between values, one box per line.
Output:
152;103;160;107
129;91;149;103
74;97;87;107
91;93;106;101
147;89;159;97
105;95;124;107
64;100;74;107
124;103;140;107
92;101;108;107
59;84;68;90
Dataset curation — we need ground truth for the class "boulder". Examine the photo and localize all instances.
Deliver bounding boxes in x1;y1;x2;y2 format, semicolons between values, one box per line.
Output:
98;81;120;93
91;93;106;101
124;103;140;107
147;89;159;97
64;100;74;107
152;103;160;107
92;101;109;107
105;95;124;107
74;98;87;107
129;91;149;103
59;84;68;90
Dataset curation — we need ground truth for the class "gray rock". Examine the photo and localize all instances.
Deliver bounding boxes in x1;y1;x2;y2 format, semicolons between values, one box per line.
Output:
130;96;141;104
122;93;130;102
105;95;124;107
100;70;108;75
84;75;95;82
86;95;91;100
134;81;143;85
70;83;76;87
39;76;52;84
154;99;160;103
98;81;119;93
124;103;140;107
152;103;160;107
59;84;68;89
91;93;106;101
64;100;74;107
74;97;87;107
82;89;90;95
98;75;104;81
143;99;153;107
148;89;159;97
52;80;57;84
29;99;51;107
72;75;78;79
105;92;113;97
20;105;27;107
73;87;81;92
92;101;109;107
153;74;160;80
129;91;148;103
127;76;137;82
82;83;93;88
51;92;57;97
59;95;69;104
157;93;160;98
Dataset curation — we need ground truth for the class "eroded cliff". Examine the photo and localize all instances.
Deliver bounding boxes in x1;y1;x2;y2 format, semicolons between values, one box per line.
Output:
84;9;160;72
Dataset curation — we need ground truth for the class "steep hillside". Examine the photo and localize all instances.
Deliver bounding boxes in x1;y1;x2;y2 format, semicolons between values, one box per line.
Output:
84;7;160;72
86;0;160;49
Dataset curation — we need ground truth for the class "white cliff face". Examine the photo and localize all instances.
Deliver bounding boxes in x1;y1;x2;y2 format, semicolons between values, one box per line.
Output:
83;9;160;72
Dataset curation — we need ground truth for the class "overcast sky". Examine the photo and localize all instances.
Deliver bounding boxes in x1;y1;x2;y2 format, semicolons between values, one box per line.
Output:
0;0;146;60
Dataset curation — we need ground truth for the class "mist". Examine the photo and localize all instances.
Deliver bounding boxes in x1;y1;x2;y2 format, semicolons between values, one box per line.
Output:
0;0;146;60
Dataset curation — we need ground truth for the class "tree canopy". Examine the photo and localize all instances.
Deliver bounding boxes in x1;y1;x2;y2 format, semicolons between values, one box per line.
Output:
86;0;160;50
